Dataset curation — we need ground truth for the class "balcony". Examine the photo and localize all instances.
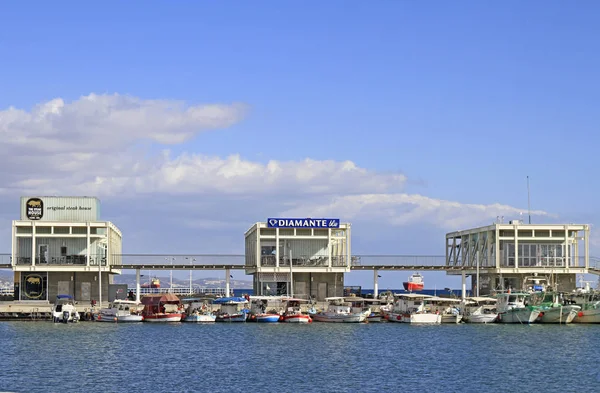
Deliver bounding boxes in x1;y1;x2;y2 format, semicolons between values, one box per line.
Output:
14;255;107;266
258;255;350;267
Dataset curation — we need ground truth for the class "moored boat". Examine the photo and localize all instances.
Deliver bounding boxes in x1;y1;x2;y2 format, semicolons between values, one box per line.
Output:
388;294;441;324
282;298;312;323
463;297;498;324
312;297;370;323
97;299;144;322
567;290;600;323
428;297;463;323
403;273;424;292
496;292;540;324
141;294;184;322
182;298;216;322
531;292;580;324
248;296;282;323
51;294;80;323
214;297;249;322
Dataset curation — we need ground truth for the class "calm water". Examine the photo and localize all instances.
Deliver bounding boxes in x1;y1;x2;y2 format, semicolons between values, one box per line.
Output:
1;321;599;392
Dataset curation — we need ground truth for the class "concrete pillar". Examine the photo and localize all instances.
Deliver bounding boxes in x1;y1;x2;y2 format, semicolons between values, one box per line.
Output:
226;268;231;297
135;269;141;303
373;270;379;298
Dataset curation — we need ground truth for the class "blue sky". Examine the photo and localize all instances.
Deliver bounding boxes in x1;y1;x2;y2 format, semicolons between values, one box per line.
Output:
0;1;599;289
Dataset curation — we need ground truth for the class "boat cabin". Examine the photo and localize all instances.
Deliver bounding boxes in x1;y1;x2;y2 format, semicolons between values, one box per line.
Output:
140;293;182;315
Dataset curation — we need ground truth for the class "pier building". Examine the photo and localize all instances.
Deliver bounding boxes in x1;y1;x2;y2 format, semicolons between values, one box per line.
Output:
244;218;351;300
445;220;590;296
11;196;122;305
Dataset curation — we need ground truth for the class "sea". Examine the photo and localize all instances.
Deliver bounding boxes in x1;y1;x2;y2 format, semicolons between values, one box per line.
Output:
1;320;599;392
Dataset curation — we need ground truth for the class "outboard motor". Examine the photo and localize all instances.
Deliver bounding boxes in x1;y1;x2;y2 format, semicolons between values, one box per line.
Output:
63;310;70;323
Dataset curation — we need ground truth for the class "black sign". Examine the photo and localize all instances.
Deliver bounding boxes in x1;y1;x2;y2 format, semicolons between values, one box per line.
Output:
23;274;44;299
25;198;43;220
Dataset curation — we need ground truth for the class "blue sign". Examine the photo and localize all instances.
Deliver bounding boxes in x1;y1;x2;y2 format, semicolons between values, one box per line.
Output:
267;218;340;228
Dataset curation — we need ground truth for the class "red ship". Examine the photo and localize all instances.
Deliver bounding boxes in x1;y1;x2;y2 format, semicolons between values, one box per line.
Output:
403;273;424;291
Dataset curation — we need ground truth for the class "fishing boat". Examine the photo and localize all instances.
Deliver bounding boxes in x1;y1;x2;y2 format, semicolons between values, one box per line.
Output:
531;292;580;324
428;297;463;323
182;298;216;322
141;294;184;322
496;292;540;324
282;298;312;323
312;297;369;323
214;297;249;322
462;297;498;324
388;294;441;324
568;289;600;323
403;273;424;292
96;299;144;322
363;299;385;322
248;296;282;322
51;294;80;323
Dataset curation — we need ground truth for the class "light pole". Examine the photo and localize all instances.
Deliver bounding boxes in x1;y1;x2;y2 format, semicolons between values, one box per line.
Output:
186;257;196;295
165;257;175;293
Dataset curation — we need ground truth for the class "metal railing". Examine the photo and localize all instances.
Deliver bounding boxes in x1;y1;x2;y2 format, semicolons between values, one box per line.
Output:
358;255;446;266
128;287;229;296
116;254;245;266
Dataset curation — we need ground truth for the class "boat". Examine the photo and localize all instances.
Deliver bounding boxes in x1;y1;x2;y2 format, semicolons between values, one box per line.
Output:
462;297;498;324
388;294;441;324
567;289;600;323
311;297;370;323
141;294;184;322
141;278;161;288
182;298;216;322
281;298;312;323
403;273;424;292
51;294;80;323
530;292;580;324
428;297;463;323
214;297;249;322
96;299;144;322
496;292;540;324
248;296;282;323
363;299;385;322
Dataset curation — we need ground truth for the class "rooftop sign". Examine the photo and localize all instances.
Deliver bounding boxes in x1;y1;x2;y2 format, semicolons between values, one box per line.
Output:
267;218;340;228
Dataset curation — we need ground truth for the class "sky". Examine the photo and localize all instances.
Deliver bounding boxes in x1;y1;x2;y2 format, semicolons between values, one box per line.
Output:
0;1;599;289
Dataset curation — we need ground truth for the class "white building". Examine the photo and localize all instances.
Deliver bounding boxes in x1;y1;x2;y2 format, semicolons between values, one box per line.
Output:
244;218;351;300
11;196;122;304
445;220;590;295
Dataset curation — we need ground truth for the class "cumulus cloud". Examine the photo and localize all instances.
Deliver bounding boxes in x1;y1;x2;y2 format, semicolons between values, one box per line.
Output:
0;93;562;250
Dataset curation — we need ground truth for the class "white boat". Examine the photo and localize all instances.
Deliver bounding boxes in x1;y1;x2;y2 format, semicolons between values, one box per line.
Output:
567;290;600;323
496;292;540;324
97;299;144;322
530;292;580;324
248;296;283;323
282;298;312;323
312;297;370;323
428;297;463;323
182;298;216;322
51;294;80;323
388;294;441;324
463;297;498;324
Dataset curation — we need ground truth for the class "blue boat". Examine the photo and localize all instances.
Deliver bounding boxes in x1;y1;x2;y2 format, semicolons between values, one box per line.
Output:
248;296;283;322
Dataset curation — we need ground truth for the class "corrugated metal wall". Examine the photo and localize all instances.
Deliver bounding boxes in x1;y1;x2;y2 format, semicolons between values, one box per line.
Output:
20;196;100;222
35;237;87;257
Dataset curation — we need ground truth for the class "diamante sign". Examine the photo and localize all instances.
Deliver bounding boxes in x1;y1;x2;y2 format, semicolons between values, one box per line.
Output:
267;218;340;228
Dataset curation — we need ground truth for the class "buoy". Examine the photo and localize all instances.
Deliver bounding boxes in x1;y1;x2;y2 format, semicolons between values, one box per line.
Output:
578;311;584;318
396;315;401;321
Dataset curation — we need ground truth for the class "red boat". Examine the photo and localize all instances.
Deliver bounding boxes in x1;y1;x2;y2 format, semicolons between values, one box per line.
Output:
141;278;161;289
140;293;184;322
403;273;424;292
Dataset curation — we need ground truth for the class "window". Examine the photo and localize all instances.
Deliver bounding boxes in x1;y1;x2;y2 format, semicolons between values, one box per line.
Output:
61;247;67;256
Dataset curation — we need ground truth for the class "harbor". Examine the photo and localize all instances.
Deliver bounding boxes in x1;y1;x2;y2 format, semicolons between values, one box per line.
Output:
1;196;600;325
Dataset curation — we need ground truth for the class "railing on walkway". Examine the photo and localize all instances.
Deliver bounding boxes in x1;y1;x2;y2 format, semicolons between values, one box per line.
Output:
128;287;229;296
116;254;245;267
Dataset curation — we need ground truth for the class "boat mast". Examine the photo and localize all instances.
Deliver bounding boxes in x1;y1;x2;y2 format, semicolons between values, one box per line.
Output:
527;176;532;224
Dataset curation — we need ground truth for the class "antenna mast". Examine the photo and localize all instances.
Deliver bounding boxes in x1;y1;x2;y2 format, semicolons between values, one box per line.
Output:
527;176;531;224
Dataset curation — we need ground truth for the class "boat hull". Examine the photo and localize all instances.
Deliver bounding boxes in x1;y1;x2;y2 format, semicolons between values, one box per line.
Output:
184;314;216;322
312;312;368;323
143;313;183;322
539;305;580;324
255;314;281;323
441;314;463;324
216;313;248;322
464;313;498;324
402;282;424;291
498;309;540;324
573;308;600;323
388;312;441;324
283;314;312;323
367;314;382;322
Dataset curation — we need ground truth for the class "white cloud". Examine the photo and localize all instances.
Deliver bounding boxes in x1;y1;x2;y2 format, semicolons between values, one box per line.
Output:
280;193;553;230
0;93;562;249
